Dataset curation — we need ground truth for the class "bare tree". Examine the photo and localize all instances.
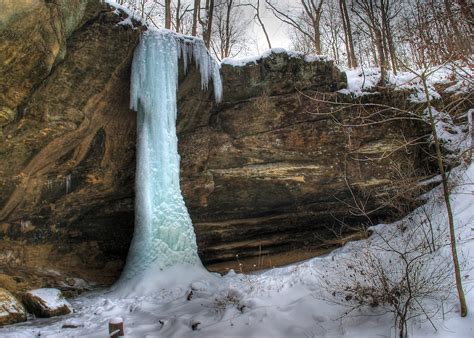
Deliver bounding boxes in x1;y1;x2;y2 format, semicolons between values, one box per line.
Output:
245;0;272;49
172;0;194;33
192;0;200;35
165;0;172;29
211;0;250;60
300;57;471;319
320;0;342;62
443;0;470;55
379;0;398;74
315;143;470;337
266;0;325;54
339;0;358;67
200;0;216;48
351;0;388;84
319;218;459;338
175;0;182;31
418;68;468;318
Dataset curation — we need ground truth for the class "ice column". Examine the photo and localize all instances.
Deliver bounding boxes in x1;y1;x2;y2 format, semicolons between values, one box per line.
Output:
121;30;222;280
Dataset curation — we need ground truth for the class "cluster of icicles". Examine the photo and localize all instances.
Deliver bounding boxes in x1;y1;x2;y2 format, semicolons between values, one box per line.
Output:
120;30;222;281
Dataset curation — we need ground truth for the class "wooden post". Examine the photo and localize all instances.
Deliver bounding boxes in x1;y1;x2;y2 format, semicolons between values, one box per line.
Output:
109;317;124;337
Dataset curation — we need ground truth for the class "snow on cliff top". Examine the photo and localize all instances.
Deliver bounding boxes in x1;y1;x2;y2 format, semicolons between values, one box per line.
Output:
340;62;473;100
221;48;330;67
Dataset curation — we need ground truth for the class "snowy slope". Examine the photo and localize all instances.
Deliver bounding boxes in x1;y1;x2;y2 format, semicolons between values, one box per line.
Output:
1;162;472;337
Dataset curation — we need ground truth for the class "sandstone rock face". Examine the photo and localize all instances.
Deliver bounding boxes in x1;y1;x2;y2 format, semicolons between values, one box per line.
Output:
23;288;72;318
0;288;26;326
220;53;346;102
0;1;433;290
177;56;431;271
0;2;140;292
0;0;101;122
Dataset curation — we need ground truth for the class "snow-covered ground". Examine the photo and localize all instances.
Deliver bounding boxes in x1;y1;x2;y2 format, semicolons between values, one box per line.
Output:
339;62;473;101
1;160;472;338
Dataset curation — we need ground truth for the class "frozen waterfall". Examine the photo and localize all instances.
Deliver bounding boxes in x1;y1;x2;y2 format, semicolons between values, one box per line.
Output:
120;30;222;282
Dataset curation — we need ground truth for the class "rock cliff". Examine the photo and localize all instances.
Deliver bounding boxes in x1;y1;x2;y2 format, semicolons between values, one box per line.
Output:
0;1;433;293
178;57;431;271
0;1;140;293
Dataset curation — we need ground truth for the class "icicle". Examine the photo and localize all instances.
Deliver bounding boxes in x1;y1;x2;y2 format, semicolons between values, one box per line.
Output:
122;30;222;281
177;35;222;102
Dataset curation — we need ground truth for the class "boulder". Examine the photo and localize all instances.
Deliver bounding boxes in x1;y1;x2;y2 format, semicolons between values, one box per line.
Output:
23;288;72;318
0;287;26;326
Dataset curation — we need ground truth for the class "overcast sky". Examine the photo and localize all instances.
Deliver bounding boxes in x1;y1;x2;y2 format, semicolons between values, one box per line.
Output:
242;0;295;55
116;0;300;56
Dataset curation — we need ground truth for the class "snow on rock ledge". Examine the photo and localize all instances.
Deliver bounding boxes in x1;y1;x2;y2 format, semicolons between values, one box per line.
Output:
0;288;26;326
339;63;473;100
22;288;72;318
220;49;346;102
221;48;330;67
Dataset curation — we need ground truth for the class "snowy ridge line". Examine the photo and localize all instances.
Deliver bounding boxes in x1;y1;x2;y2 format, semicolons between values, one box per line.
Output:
221;48;331;67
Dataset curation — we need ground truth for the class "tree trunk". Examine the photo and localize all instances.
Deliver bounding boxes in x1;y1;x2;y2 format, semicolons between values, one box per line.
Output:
398;315;406;338
380;0;397;74
140;0;145;20
379;8;391;73
203;0;214;48
313;20;322;54
192;0;200;36
421;75;468;318
374;28;387;84
331;25;340;62
300;0;323;54
165;0;172;29
343;0;357;67
340;0;352;67
176;0;182;32
224;0;233;58
443;0;471;55
369;27;379;66
256;0;272;49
